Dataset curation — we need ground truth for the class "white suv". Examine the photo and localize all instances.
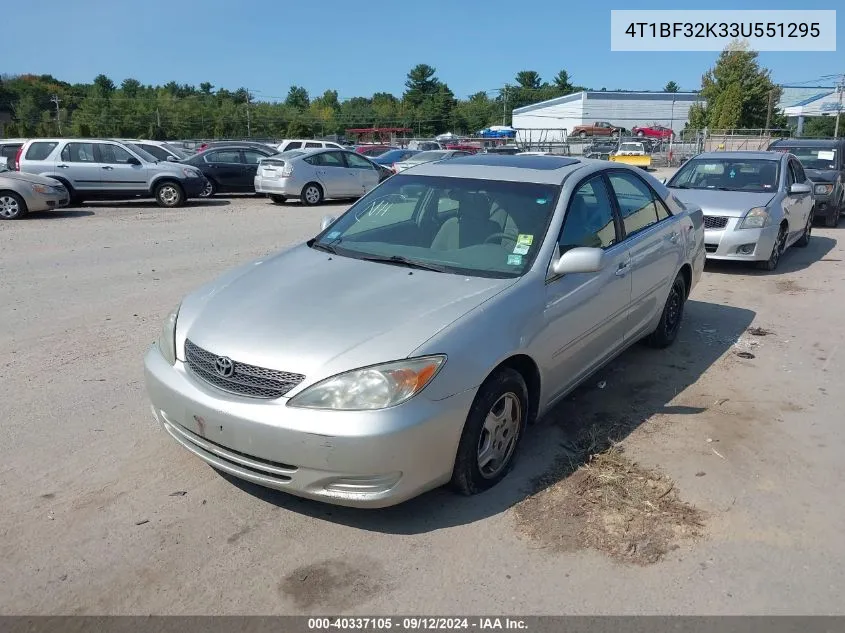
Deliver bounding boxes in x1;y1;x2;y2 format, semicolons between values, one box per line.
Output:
276;139;344;153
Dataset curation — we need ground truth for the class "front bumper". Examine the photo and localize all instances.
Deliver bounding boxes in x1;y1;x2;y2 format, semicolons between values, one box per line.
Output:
182;176;208;198
24;189;69;212
702;216;779;262
143;345;473;508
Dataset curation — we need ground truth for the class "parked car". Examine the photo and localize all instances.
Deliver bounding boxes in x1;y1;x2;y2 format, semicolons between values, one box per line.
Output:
444;143;482;153
767;138;844;227
393;149;472;172
0;163;69;220
197;140;278;153
144;154;704;508
355;144;394;157
119;139;191;162
182;144;278;197
254;148;384;205
632;125;675;140
615;142;647;156
570;121;624;139
371;149;421;171
666;151;813;270
407;140;442;151
277;139;345;153
15;139;206;207
0;139;27;170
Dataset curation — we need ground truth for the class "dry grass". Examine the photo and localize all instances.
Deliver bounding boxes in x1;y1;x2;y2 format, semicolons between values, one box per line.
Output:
514;421;705;565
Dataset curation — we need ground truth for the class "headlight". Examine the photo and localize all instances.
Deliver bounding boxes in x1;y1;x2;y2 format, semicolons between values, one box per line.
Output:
288;355;446;410
739;207;770;229
814;183;833;195
31;184;53;194
157;303;180;365
182;167;201;178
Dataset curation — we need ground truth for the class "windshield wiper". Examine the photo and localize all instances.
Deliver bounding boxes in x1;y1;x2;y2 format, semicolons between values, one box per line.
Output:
359;254;447;272
310;242;337;254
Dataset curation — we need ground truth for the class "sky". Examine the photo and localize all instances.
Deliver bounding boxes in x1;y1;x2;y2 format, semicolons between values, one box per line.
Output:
4;0;842;101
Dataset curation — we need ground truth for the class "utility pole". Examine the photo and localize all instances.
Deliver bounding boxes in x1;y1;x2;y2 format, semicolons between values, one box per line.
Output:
764;88;774;132
835;75;844;139
50;94;62;134
502;86;508;126
246;90;252;138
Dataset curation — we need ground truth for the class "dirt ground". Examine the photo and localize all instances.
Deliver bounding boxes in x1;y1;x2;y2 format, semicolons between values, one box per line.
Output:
1;193;844;615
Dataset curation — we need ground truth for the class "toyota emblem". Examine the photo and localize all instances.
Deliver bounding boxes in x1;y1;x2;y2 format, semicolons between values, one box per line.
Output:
215;356;235;378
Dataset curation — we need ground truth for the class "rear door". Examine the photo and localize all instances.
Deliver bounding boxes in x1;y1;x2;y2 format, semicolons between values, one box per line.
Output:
307;151;356;197
203;149;244;191
343;151;381;195
57;142;106;192
606;170;684;340
96;143;147;192
784;158;812;240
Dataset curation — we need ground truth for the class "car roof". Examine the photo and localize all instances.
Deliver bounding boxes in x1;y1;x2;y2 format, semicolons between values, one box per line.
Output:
769;138;843;147
407;153;585;183
693;151;784;161
0;139;27;144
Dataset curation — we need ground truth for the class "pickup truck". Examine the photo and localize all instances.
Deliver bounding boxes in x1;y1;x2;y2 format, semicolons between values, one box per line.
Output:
569;121;623;138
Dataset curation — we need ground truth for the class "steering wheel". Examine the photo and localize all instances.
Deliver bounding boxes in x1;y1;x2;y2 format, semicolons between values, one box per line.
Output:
484;232;519;245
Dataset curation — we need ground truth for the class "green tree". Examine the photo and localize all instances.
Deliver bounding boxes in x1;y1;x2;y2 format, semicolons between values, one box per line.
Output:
801;116;837;138
515;70;542;90
199;82;214;95
663;80;680;93
93;74;115;97
403;64;441;108
121;78;141;98
552;70;574;94
285;85;309;110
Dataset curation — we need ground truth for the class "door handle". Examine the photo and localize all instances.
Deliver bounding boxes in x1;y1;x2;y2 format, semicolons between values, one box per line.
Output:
615;262;629;277
101;166;114;170
667;231;680;243
57;164;69;169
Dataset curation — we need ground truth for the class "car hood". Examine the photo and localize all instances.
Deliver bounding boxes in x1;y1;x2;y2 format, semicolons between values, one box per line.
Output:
178;244;516;380
0;170;62;187
669;188;776;217
804;169;839;183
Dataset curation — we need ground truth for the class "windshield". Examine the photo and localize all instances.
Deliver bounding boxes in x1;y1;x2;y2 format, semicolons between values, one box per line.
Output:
311;174;560;278
774;146;838;170
411;151;450;162
375;150;415;163
127;143;160;163
669;158;779;193
162;143;190;159
620;143;643;151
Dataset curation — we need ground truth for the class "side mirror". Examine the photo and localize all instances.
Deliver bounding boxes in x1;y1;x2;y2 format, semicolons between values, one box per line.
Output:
320;215;336;231
126;156;141;166
551;247;606;276
166;155;178;162
790;182;812;195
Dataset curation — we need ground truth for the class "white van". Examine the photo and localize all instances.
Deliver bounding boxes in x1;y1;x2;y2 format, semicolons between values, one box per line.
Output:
276;139;344;153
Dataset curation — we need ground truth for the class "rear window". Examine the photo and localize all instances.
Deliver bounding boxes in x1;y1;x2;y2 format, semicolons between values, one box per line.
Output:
25;142;58;161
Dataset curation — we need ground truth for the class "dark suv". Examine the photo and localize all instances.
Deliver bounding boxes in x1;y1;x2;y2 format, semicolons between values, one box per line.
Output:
768;138;844;227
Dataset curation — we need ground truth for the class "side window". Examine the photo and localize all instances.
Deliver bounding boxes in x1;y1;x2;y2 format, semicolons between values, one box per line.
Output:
0;144;20;159
140;144;170;161
98;144;135;164
242;150;265;165
345;152;375;169
319;151;345;167
61;142;97;163
607;172;662;237
283;142;302;151
204;150;241;164
305;142;322;148
26;142;59;160
558;176;618;253
790;160;805;183
785;161;796;187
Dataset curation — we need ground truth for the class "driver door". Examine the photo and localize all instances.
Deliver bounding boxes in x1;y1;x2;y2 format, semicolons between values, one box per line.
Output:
784;158;812;241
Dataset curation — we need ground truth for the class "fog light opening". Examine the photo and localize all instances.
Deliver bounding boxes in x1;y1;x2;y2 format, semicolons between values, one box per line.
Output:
736;243;756;255
323;472;403;495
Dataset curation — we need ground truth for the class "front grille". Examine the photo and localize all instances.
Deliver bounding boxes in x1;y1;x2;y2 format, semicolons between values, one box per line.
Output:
184;339;305;399
704;216;729;230
705;244;718;253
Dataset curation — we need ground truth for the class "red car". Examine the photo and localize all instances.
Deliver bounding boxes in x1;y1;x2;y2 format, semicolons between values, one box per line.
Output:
355;145;394;157
444;143;481;154
632;125;675;140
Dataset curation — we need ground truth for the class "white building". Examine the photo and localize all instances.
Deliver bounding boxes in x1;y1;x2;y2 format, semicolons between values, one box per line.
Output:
511;91;702;142
782;89;843;136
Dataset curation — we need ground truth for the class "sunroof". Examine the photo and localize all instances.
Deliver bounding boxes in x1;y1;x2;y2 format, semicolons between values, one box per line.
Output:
447;154;580;170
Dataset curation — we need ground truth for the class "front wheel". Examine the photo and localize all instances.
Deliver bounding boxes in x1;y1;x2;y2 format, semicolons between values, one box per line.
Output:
0;192;27;220
451;367;528;496
199;179;216;198
756;224;787;271
578;131;587;139
645;273;687;348
301;183;323;206
155;181;185;208
796;210;814;247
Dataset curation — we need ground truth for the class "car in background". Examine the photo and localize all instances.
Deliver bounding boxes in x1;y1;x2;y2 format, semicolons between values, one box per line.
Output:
197;140;278;153
570;121;624;139
615;142;647;156
182;144;278;197
666;151;813;271
408;140;442;151
767;138;844;227
355;145;394;157
0;139;27;170
277;139;345;153
119;139;191;162
16;138;206;207
254;148;383;205
145;154;703;507
371;149;421;171
444;143;482;154
0;163;69;220
393;149;473;172
632;125;675;140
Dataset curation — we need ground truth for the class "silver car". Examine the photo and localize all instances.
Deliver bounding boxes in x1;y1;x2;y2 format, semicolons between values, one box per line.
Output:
667;151;814;271
145;155;704;508
254;148;382;205
0;164;69;220
393;150;472;173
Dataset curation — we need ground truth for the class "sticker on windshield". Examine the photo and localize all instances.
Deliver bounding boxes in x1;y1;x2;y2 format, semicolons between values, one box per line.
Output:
326;231;340;239
536;198;548;204
817;150;835;160
516;234;533;248
507;254;523;266
512;244;530;255
729;169;736;178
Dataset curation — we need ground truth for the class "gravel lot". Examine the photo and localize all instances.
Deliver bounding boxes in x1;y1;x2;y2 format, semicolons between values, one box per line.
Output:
1;193;844;614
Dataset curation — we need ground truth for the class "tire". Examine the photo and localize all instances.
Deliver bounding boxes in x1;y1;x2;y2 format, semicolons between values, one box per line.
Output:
578;131;587;139
645;273;687;349
756;224;787;271
451;367;528;496
155;181;185;208
796;209;814;247
0;191;27;220
824;208;839;227
270;194;286;204
300;182;323;206
53;178;81;206
199;179;216;198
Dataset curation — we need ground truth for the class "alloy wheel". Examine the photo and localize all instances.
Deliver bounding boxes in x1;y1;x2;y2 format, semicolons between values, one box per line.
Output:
0;195;21;219
160;186;179;206
476;392;522;479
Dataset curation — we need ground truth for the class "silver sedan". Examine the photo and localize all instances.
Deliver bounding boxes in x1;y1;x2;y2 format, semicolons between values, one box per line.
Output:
667;151;814;271
145;155;704;507
0;166;69;220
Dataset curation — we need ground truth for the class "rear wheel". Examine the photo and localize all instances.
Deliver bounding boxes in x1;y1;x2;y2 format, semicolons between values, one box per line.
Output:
301;182;323;206
578;131;587;139
645;273;686;348
824;208;839;227
155;181;185;208
0;192;27;220
757;224;787;271
270;194;286;204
